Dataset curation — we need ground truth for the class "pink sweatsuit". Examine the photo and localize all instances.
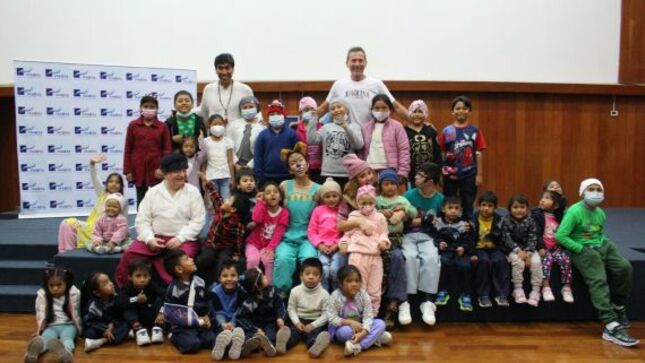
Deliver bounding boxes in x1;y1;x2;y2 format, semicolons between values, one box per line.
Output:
307;205;342;248
91;214;129;248
341;210;391;312
245;199;289;283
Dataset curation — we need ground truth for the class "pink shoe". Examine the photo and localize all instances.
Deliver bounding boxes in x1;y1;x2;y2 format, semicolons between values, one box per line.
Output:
512;288;527;304
528;290;541;307
542;287;555;302
562;286;575;303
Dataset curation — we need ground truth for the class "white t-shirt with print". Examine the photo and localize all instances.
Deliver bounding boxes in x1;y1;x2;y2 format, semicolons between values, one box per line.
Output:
203;136;234;180
326;77;395;125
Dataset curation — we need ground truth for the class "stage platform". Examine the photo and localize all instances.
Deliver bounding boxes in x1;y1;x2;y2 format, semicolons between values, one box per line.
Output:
0;209;643;323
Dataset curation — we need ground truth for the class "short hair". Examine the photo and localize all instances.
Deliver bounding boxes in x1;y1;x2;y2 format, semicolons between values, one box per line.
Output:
442;196;463;207
478;191;498;207
418;162;441;185
451;95;472;111
214;53;235;68
346;46;366;61
174;90;193;103
301;258;323;275
337;264;362;284
163;249;187;278
371;94;394;112
218;260;239;277
140;95;158;108
508;193;529;210
208;113;225;124
235;167;255;185
128;259;152;276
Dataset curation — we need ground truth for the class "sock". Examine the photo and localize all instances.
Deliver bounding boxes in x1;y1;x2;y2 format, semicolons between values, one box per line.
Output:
612;304;625;311
132;321;142;330
423;292;435;302
605;321;620;331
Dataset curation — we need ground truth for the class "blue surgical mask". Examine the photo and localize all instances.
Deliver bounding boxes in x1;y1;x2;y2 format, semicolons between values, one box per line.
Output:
241;108;257;120
269;115;285;129
584;191;604;207
302;111;313;122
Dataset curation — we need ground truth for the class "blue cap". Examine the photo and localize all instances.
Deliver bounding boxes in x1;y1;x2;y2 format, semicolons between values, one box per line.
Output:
378;168;399;185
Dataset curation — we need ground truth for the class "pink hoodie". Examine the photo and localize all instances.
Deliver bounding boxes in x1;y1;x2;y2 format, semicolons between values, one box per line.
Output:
246;199;289;251
308;204;342;247
341;210;390;255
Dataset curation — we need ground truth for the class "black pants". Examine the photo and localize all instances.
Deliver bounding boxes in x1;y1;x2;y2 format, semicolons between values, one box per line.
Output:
474;248;510;298
195;247;235;287
439;250;472;296
443;173;477;220
171;327;216;354
309;169;324;185
84;319;129;344
122;303;161;330
136;185;150;209
243;322;280;344
287;319;325;348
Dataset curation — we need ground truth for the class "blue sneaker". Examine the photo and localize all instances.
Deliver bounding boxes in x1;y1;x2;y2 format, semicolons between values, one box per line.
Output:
435;290;450;306
459;294;473;312
602;324;639;347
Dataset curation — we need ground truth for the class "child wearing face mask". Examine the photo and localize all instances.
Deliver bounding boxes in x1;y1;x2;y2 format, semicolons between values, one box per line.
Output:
556;178;638;347
202;114;236;200
166;90;206;153
254;100;300;186
339;185;391;313
124;95;172;206
295;96;324;184
361;94;410;187
307;98;364;188
227;96;266;169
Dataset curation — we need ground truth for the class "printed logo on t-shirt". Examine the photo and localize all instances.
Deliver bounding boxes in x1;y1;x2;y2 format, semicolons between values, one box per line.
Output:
324;130;351;159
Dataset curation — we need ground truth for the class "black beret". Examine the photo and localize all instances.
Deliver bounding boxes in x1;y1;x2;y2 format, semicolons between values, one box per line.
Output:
161;154;188;172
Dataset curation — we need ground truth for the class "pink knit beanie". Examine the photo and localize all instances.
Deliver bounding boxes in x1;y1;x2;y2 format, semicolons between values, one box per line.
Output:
342;153;370;180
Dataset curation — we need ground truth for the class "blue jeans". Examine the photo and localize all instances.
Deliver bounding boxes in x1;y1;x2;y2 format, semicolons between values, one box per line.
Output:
42;324;77;352
319;251;347;292
210;178;231;200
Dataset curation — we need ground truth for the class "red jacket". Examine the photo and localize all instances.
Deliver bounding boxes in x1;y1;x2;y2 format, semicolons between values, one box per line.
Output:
123;118;172;187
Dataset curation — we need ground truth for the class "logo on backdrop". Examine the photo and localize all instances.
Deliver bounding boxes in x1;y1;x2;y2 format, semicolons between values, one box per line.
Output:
73;70;96;80
100;108;123;117
19;144;44;154
149;91;171;101
17;106;43;116
74;126;97;135
74;107;97;117
128;198;136;206
175;75;195;84
20;163;45;173
125;72;147;82
126;90;141;99
76;200;96;208
101;163;123;172
47;144;72;154
49;181;73;191
18;125;43;136
45;68;70;79
21;182;45;191
100;89;122;99
76;181;94;190
99;71;122;81
100;126;123;136
16;67;42;78
49;163;72;172
73;89;97;98
22;201;46;210
16;87;42;97
45;88;70;98
49;200;73;209
126;109;139;117
101;144;124;154
75;144;99;154
75;163;91;172
151;73;172;83
47;126;71;135
46;107;71;117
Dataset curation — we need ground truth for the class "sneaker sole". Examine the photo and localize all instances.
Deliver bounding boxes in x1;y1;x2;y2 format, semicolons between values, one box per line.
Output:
46;339;72;363
240;337;260;358
435;296;450;306
212;331;233;360
459;301;473;312
275;327;291;355
308;332;330;358
24;337;44;363
228;328;245;360
257;334;276;357
602;332;640;347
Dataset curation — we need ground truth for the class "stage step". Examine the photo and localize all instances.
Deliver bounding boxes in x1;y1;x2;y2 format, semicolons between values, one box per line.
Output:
54;249;122;282
0;242;57;261
0;260;48;285
0;285;39;312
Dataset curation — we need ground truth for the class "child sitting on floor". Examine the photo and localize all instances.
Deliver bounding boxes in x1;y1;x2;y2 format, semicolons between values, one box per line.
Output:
209;260;246;361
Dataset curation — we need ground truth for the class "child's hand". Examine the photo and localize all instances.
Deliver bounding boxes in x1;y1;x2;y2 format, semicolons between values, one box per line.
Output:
147;237;165;251
90;154;106;165
276;318;285;328
222;322;234;331
456;247;465;255
439;241;448;251
329;244;339;254
378;240;389;251
246;222;256;231
154;313;164;326
381;209;393;218
470;255;479;263
165;238;181;250
538;248;546;258
360;223;374;236
411;217;422;227
295;322;306;332
136;290;147;304
476;174;483;187
104;323;115;342
107;242;117;252
339;243;348;254
200;315;211;329
389;211;405;225
303;324;315;333
317;244;328;255
349;320;363;333
93;241;101;248
154;168;164;179
352;329;367;343
198;171;208;184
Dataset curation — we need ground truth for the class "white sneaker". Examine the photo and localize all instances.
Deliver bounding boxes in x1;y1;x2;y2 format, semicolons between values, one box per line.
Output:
343;340;361;356
420;301;437;326
562;287;575;304
398;301;412;325
212;330;232;361
379;331;393;346
84;338;104;353
542;287;555;302
136;328;151;346
128;329;135;339
151;326;164;344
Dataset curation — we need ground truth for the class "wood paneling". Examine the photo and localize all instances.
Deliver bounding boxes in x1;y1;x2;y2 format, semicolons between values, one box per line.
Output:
0;96;19;212
0;313;643;362
619;0;645;84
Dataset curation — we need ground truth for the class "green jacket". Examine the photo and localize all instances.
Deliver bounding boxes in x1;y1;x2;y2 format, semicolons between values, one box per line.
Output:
555;200;606;253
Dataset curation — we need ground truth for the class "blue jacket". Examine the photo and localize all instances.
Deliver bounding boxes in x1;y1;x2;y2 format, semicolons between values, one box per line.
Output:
254;126;299;182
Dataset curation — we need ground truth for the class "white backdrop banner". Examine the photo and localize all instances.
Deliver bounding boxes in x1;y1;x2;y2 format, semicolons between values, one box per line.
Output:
14;60;197;218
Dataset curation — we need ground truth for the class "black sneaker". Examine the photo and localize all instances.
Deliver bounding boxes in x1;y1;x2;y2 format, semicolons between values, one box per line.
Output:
494;295;510;307
478;296;493;308
383;308;397;330
602;325;640;347
615;307;631;328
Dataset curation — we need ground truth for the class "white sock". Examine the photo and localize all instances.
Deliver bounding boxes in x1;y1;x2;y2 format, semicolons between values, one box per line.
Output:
605;321;620;330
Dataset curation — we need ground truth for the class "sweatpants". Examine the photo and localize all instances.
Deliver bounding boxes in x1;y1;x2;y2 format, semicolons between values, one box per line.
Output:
474;248;510;298
41;324;77;353
246;244;275;285
382;247;408;303
569;240;632;324
273;240;318;293
348;253;383;312
319;251;347;292
242;323;280;344
401;232;441;294
84;319;128;345
542;246;573;284
508;251;543;289
330;319;385;351
443;173;476;220
439;251;472;296
287;319;326;348
195;247;235;287
171;327;216;354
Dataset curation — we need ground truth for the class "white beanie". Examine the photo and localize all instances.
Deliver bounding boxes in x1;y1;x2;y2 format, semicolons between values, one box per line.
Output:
105;193;126;212
579;178;604;196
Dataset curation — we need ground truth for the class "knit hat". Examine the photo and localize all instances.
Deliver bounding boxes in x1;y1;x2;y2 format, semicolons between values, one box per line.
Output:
239;96;260;112
105;193;126;212
267;99;287;117
579;178;604;196
319;177;342;198
298;96;317;112
161;154;188;172
342;154;370;180
378;168;399;185
408;100;429;118
356;185;376;201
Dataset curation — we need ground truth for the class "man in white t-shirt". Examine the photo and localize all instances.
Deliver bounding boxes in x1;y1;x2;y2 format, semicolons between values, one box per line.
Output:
196;53;254;123
318;47;409;125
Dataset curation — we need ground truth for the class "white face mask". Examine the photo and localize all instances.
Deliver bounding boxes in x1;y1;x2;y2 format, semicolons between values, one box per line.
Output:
584;191;604;207
176;111;192;118
210;125;225;137
241;108;257;120
372;111;390;122
269;115;285;129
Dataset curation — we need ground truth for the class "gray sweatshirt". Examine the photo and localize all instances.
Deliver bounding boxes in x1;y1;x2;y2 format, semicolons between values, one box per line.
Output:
307;119;364;177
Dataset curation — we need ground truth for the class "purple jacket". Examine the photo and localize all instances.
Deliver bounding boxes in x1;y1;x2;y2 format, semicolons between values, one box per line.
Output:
360;118;411;178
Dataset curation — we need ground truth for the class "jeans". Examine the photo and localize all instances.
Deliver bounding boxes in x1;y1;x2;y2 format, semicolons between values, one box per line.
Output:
319;251;347;292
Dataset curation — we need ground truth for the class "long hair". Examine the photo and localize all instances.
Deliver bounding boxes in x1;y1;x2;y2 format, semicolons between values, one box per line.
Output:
105;173;125;194
80;272;103;314
42;267;74;324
